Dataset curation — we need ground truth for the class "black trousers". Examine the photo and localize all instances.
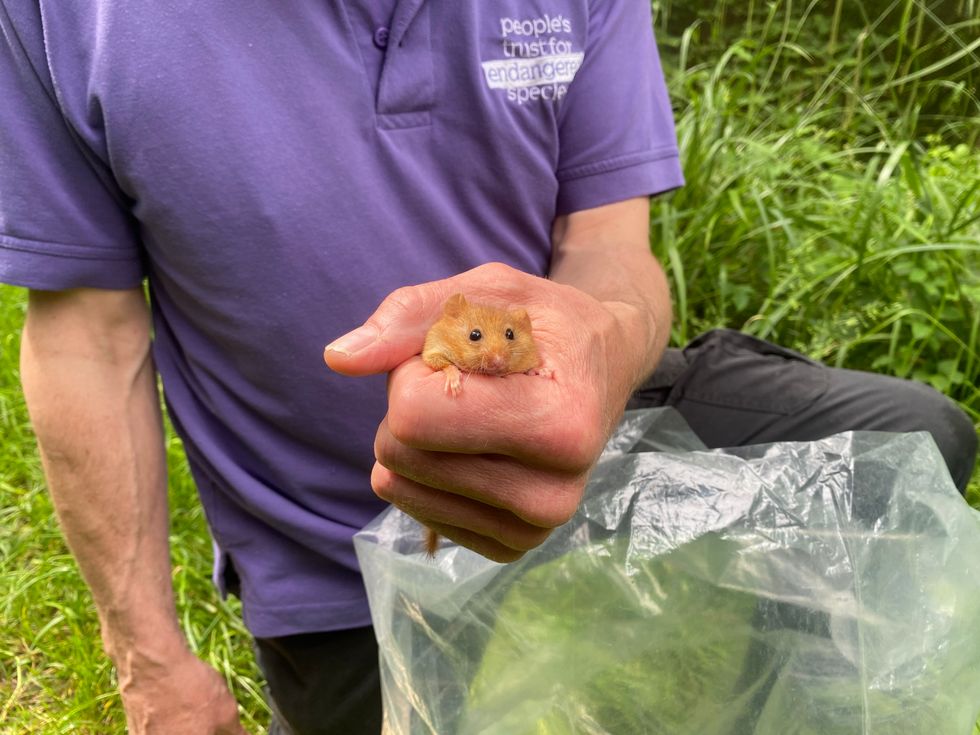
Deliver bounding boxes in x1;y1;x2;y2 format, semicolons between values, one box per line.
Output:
257;329;978;735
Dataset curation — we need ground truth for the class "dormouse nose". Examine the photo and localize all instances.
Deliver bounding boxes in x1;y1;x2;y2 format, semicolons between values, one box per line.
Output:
486;353;508;373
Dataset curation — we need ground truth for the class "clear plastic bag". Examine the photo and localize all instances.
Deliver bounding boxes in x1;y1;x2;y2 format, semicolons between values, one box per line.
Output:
354;408;980;735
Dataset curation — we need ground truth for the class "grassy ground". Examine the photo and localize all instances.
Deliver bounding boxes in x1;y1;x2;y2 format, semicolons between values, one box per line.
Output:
1;1;978;732
0;295;270;732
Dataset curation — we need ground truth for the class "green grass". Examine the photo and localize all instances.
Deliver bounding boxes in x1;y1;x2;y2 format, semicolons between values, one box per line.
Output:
2;1;979;731
651;0;980;502
462;526;978;734
464;543;759;734
0;294;271;733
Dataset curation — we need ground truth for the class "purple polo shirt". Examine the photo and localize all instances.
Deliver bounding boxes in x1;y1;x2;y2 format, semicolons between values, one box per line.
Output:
0;0;683;636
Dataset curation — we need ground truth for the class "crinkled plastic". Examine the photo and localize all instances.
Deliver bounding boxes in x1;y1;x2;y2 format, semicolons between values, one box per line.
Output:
354;408;980;735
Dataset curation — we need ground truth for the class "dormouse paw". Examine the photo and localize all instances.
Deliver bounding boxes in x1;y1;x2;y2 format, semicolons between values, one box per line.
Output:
443;365;462;397
527;365;555;380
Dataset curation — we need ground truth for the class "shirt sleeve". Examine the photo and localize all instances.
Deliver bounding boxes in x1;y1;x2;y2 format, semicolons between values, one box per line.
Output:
555;0;684;214
0;1;143;290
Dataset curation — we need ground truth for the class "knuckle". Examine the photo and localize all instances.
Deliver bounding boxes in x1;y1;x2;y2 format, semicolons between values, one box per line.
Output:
370;463;397;502
519;475;585;529
512;525;553;552
374;418;415;474
476;261;514;281
373;424;390;464
382;286;423;318
385;398;421;446
490;548;526;563
544;488;582;528
546;417;603;473
370;286;432;332
384;372;431;446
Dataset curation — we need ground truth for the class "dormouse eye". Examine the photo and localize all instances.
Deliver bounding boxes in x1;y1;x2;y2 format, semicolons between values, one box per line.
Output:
505;328;515;340
469;329;482;341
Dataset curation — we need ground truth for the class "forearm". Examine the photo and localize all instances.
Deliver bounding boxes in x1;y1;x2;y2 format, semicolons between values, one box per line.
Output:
20;289;185;667
548;197;672;395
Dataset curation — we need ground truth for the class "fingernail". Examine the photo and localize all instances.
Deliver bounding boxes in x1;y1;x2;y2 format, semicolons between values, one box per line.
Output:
324;325;379;356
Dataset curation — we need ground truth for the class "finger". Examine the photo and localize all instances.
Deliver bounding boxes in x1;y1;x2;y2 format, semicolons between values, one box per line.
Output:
322;263;546;377
384;359;602;474
213;691;249;735
218;712;251;735
323;285;444;376
424;520;531;563
375;417;583;529
371;463;553;556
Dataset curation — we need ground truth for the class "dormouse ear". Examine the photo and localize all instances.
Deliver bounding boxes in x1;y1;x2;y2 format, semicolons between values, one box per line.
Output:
443;293;468;317
511;308;532;328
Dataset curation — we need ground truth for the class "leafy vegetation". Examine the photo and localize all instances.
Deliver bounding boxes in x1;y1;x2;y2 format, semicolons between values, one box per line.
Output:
651;0;979;504
652;0;979;427
1;0;978;731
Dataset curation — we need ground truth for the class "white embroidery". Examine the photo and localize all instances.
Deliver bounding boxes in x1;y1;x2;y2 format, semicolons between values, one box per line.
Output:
483;14;582;105
481;54;584;90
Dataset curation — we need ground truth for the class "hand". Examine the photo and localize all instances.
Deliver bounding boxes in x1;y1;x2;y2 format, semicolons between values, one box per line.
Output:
114;643;249;735
325;262;641;562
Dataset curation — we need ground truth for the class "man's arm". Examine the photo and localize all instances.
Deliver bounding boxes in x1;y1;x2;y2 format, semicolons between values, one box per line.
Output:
20;288;246;735
548;196;672;398
325;197;670;561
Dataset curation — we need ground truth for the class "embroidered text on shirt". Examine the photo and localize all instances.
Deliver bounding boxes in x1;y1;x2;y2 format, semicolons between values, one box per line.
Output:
481;14;583;106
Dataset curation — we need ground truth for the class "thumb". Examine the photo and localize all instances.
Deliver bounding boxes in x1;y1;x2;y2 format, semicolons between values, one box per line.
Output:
323;284;451;376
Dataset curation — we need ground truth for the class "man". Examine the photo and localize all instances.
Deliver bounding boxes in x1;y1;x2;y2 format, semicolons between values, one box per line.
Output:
1;2;974;734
